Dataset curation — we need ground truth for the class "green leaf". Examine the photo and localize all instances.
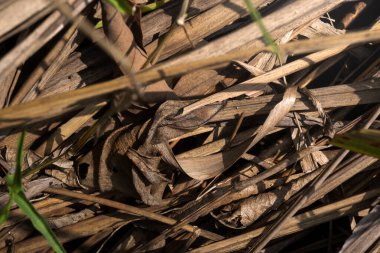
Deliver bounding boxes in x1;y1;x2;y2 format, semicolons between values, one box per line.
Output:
14;192;66;253
331;129;380;158
99;1;168;29
244;0;280;57
107;0;132;14
95;20;103;29
142;0;170;13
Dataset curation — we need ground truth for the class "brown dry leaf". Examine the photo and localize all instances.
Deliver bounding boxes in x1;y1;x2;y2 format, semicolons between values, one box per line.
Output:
76;100;224;205
224;167;323;227
76;125;141;200
299;87;335;137
250;86;298;147
113;228;150;252
174;69;224;98
174;86;298;180
170;146;322;226
101;0;145;72
100;0;176;103
2;0;380;251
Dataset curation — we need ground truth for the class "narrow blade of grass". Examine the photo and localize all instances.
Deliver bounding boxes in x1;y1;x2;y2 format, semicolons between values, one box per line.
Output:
244;0;279;57
12;128;25;191
331;129;380;158
13;191;66;253
107;0;132;14
0;198;13;224
3;130;66;253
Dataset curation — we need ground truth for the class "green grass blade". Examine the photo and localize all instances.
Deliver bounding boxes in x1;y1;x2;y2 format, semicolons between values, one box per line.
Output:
5;130;66;252
96;0;169;29
5;130;25;189
244;0;279;57
1;129;25;224
0;197;13;224
331;129;380;158
142;0;170;13
107;0;132;14
14;192;66;253
13;129;25;191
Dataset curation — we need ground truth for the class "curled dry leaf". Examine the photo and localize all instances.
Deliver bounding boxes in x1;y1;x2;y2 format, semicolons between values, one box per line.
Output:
169;86;299;180
100;0;176;103
76;100;224;205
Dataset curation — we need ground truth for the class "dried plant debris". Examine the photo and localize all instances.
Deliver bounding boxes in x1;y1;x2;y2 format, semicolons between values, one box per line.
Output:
0;0;380;252
221;167;322;228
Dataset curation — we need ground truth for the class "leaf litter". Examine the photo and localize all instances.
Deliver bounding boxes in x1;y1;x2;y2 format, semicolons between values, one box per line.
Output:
0;0;380;252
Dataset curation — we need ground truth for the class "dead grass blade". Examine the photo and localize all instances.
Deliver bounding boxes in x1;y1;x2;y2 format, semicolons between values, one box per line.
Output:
151;146;325;248
141;0;226;45
166;0;346;65
145;0;272;61
12;17;83;105
211;81;380;122
0;28;380;131
0;0;91;80
0;0;52;41
339;205;380;253
101;0;144;73
44;187;223;241
3;213;135;253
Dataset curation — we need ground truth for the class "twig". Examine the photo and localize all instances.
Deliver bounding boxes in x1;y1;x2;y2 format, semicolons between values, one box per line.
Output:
43;187;223;241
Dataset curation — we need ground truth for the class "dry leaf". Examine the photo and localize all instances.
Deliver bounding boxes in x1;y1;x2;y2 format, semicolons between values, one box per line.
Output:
225;167;322;227
101;0;176;103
